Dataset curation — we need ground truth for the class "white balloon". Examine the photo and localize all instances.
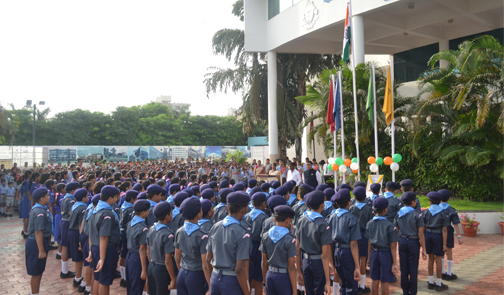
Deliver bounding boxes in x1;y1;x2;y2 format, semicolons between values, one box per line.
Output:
390;162;400;171
328;157;335;164
339;165;348;172
350;162;359;170
369;163;379;172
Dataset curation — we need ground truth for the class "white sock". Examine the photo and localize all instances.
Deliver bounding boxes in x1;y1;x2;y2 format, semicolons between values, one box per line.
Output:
74;276;82;282
61;261;68;274
57;252;61;256
85;286;91;292
360;275;366;288
437;278;442;286
429;276;434;284
120;266;125;279
143;292;148;295
441;258;446;274
80;280;86;287
447;260;453;275
333;282;339;295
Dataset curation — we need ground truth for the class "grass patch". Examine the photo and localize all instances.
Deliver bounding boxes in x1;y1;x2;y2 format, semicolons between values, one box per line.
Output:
416;196;504;212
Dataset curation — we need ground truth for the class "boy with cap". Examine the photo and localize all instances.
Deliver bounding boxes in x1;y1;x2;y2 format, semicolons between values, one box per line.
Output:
198;199;214;233
201;188;216;203
262;195;288;236
205;191;252;295
175;197;212;294
67;188;89;288
261;182;271;198
125;199;150;295
147;202;176;294
260;205;298;295
365;183;382;205
247;179;258;194
423;192;450;291
247;186;263;212
296;190;333;295
60;182;79;279
438;189;462;281
167;184;181;206
275;186;292;207
145;184;163;227
399;180;420;212
88;185;121;295
212;188;233;223
119;190;139;288
292;184;313;234
394;191;427;295
25;188;52;295
270;181;281;194
192;185;201;198
349;186;374;294
168;191;189;230
365;197;399;295
321;188;335;218
81;194;100;295
244;191;269;294
286;182;299;207
383;182;403;223
328;189;362;295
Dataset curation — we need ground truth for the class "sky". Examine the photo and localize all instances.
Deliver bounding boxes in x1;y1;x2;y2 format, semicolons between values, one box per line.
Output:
0;0;244;117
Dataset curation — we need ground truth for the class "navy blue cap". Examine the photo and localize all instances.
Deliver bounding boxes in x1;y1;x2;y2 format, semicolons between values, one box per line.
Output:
191;185;200;194
201;188;215;200
274;205;295;218
169;184;181;194
227;191;250;205
353;187;366;200
370;183;381;194
285;181;294;191
125;190;139;200
438;189;451;202
153;201;172;218
323;188;336;199
305;190;325;208
400;191;416;203
32;188;48;200
332;188;350;204
133;199;150;211
373;196;389;209
300;184;314;192
354;181;366;188
137;192;147;200
248;179;257;187
316;184;329;192
180;197;202;220
147;184;163;194
337;183;352;191
132;183;143;192
266;195;287;210
249;186;262;196
219;188;233;202
400;179;413;187
65;182;79;191
92;194;100;205
200;184;210;192
232;183;245;192
182;188;193;197
274;186;289;196
239;180;248;186
251;192;266;202
201;199;213;216
74;188;88;201
174;191;189;205
208;181;217;189
271;181;281;189
220;179;229;188
101;185;119;197
427;191;442;202
386;181;400;190
161;188;168;196
261;183;271;190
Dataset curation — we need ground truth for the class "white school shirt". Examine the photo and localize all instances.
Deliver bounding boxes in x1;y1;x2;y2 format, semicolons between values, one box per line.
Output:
287;169;302;186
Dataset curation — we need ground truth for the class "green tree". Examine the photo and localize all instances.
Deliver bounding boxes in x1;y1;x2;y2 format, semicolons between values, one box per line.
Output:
225;149;247;163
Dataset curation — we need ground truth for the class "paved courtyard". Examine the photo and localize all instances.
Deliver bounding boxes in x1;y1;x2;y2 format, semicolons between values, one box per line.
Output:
0;215;502;294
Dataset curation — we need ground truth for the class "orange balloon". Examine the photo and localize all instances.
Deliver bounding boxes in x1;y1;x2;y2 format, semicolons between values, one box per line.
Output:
367;156;376;164
344;159;351;167
384;157;393;165
352;169;358;173
332;164;339;171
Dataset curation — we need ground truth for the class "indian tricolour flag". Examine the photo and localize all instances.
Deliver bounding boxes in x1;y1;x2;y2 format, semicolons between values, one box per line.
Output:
342;3;352;62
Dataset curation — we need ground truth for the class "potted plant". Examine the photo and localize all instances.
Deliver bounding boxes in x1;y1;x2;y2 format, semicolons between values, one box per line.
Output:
459;212;480;237
498;211;504;236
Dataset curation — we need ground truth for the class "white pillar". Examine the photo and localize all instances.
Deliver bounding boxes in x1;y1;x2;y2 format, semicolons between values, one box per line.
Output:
353;15;365;65
267;51;279;160
439;40;449;69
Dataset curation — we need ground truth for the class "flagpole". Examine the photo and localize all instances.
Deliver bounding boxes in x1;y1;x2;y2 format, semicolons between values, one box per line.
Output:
338;71;346;183
349;0;361;180
331;75;338;187
372;62;379;175
389;58;396;181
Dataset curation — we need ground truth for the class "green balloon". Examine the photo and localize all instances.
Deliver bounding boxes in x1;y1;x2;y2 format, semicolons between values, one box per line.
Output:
328;165;333;171
392;154;402;163
335;157;344;166
351;157;358;163
375;157;384;165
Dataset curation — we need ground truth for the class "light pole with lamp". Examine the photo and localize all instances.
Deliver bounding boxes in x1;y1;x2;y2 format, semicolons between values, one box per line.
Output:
26;100;45;166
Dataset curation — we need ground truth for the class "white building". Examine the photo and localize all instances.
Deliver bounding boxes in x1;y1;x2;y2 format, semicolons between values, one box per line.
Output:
244;0;503;160
156;95;190;112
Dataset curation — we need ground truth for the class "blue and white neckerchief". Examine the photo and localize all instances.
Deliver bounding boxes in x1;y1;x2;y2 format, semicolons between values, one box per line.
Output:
384;192;395;199
298;200;305;206
155;222;169;232
269;188;275;194
148;200;157;207
303;211;323;222
86;206;95;221
32;203;53;229
32;203;45;210
198;219;212;226
268;226;289;244
398;207;415;218
335;208;349;218
287;194;297;206
373;216;387;221
249;209;266;221
330;209;336;215
264;192;270;199
172;207;180;218
215;203;225;210
72;201;86;212
370;194;379;201
246;188;251;195
439;202;450;210
121;201;133;212
428;204;443;216
183;222;200;236
93;200;120;225
324;201;332;211
63;193;75;200
355;202;367;210
130;215;145;227
223;216;240;227
248;201;254;210
167;195;174;204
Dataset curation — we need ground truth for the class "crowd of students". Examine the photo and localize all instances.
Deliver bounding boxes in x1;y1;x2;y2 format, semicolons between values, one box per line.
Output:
3;157;463;295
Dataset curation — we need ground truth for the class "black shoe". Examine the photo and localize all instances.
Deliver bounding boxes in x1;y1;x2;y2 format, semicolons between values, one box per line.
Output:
120;279;126;288
444;273;457;281
358;287;371;294
435;283;449;291
77;285;86;293
56;253;61;259
49;245;59;251
428;283;435;289
60;271;76;279
84;291;90;295
366;269;370;275
7;214;12;217
442;273;446;279
73;278;83;287
115;270;121;278
21;230;24;236
22;232;28;239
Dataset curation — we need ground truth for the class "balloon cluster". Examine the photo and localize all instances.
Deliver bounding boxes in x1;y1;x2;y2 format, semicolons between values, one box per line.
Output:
326;157;359;173
367;154;402;172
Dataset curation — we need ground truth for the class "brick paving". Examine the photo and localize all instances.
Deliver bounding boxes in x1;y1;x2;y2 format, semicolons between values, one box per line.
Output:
1;214;502;294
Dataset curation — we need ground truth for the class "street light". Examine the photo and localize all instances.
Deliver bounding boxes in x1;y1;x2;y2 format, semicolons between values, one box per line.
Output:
26;100;45;165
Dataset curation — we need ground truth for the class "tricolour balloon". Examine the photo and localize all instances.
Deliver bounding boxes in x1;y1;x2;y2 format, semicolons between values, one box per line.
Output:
350;162;359;170
392;154;402;163
335;157;344;166
339;165;348;172
367;156;376;164
370;163;379;172
375;157;384;165
384;157;393;166
332;164;339;171
344;159;351;167
390;162;400;171
351;157;358;163
328;157;335;164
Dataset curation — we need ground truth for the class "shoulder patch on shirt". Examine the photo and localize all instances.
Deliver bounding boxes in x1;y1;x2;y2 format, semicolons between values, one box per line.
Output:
326;226;330;230
168;234;174;239
143;228;148;232
104;216;111;220
36;213;44;217
418;213;422;218
70;200;75;203
243;233;250;239
201;234;208;240
292;238;296;243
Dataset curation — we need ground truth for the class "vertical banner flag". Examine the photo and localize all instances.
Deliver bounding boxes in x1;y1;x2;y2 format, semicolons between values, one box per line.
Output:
366;71;374;125
310;111;314;133
383;66;394;125
334;75;341;132
342;4;351;62
327;76;336;132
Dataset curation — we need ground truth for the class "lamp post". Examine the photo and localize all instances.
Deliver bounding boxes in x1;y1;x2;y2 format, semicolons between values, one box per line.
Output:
26;100;45;165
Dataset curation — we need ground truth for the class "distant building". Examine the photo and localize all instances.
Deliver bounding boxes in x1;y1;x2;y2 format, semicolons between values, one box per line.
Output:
171;147;188;160
156;95;190;112
49;149;76;162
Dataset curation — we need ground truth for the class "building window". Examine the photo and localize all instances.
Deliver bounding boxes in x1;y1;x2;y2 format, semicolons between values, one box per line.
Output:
393;43;439;83
449;28;503;50
268;0;302;20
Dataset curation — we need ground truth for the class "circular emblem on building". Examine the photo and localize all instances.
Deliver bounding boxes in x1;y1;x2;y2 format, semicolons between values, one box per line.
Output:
302;0;319;30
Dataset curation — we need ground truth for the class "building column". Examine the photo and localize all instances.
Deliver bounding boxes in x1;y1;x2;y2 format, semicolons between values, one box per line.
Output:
353;15;365;65
439;40;449;68
267;51;279;161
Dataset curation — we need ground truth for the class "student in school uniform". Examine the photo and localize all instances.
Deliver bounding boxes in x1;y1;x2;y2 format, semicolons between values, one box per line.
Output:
296;190;333;295
67;188;89;288
60;181;79;279
175;197;212;295
261;182;271;198
244;192;269;294
247;179;258;194
146;202;176;295
198;199;214;233
274;186;291;207
286;182;299;208
80;194;100;295
270;181;280;194
119;190;139;288
260;205;298;295
25;188;52;295
383;182;403;223
132;183;144;193
394;192;427;295
423;192;450;291
167;184;181;206
438;189;462;281
88;185;121;295
292;184;313;234
168;191;190;230
145;184;163;227
399;180;421;212
328;189;362;295
205;191;252;295
365;197;399;295
321;188;335;219
192;185;201;199
201;188;216;203
125;199;150;295
212;188;233;223
365;183;382;205
262;195;288;236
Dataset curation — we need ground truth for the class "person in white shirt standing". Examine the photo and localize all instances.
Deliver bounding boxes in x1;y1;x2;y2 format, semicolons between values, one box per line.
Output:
286;162;302;187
